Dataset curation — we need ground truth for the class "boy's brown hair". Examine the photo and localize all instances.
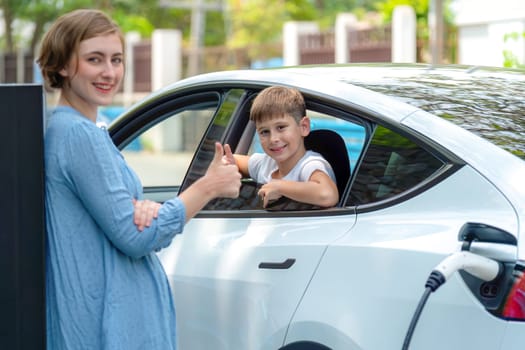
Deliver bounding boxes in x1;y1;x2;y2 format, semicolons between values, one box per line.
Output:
37;9;124;89
250;86;306;124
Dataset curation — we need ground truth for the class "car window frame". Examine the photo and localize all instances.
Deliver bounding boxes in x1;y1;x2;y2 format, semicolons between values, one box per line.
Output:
347;118;465;213
197;91;368;215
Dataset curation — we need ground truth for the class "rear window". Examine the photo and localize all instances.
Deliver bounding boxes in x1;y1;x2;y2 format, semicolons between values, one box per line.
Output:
347;124;444;205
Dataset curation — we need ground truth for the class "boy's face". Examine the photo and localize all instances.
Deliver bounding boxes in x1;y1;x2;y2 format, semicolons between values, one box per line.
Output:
256;114;310;167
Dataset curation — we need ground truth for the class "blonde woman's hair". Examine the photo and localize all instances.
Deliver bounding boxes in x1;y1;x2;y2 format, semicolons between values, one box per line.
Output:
37;9;124;89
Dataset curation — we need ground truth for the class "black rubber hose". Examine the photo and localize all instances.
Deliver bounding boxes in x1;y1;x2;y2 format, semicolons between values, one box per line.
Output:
402;270;446;350
401;286;432;350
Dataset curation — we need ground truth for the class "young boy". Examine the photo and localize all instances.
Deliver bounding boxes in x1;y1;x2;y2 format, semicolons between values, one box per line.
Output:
229;85;339;208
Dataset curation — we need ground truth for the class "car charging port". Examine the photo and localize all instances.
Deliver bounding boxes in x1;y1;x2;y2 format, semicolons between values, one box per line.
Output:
457;222;518;315
401;221;516;349
480;281;500;298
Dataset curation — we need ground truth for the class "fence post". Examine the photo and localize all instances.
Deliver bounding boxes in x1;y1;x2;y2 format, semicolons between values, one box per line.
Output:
151;29;183;151
17;48;25;83
0;52;4;83
392;5;417;63
152;29;182;91
283;21;319;66
124;32;141;108
429;0;444;64
335;13;357;63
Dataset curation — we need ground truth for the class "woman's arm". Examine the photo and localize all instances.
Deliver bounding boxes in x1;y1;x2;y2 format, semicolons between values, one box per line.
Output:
64;124;240;258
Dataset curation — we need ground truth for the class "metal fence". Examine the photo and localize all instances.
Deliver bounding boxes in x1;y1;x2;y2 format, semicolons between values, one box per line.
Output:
0;52;35;84
348;25;392;63
1;24;457;91
299;30;335;65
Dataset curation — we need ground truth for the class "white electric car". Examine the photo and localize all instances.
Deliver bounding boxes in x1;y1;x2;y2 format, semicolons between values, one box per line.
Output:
109;64;525;350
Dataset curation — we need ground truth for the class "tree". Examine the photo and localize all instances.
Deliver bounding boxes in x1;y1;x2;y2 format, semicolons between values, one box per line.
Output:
21;0;70;54
376;0;455;31
376;0;457;63
226;0;382;49
503;31;525;69
1;0;113;54
0;0;195;54
1;0;31;53
227;0;316;49
311;0;377;27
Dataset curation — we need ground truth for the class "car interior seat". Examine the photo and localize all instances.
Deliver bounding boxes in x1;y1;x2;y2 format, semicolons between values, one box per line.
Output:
304;129;351;201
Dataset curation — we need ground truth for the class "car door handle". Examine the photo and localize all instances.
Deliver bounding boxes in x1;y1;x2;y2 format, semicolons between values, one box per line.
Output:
258;258;295;269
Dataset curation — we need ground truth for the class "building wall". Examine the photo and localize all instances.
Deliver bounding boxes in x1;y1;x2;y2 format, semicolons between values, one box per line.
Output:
454;0;525;66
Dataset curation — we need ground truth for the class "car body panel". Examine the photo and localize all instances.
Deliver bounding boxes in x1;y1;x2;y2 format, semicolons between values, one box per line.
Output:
285;247;508;350
402;110;525;259
158;214;357;349
286;165;517;349
500;321;525;350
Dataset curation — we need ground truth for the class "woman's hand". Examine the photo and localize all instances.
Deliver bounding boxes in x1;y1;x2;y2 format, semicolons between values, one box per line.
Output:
178;142;242;222
132;199;161;231
204;142;242;199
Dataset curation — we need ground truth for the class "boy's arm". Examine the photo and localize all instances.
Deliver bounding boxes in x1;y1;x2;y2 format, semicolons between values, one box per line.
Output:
233;154;251;177
258;170;339;208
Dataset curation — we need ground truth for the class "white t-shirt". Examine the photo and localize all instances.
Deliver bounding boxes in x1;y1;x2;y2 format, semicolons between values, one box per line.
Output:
248;150;336;184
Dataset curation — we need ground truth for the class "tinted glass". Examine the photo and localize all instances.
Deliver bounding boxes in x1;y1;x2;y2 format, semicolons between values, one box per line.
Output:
347;125;444;205
182;89;244;191
204;108;365;210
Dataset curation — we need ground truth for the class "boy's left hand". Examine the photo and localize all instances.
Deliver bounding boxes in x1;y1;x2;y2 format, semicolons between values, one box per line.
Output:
258;182;282;208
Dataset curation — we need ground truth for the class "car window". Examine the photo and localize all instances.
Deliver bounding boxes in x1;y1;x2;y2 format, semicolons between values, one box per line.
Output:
347;124;445;206
122;106;216;188
204;108;366;211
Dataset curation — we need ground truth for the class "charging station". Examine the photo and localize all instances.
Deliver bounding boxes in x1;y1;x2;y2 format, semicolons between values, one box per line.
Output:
0;85;46;349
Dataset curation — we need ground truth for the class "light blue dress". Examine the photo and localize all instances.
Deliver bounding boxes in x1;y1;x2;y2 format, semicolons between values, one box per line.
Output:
45;106;185;350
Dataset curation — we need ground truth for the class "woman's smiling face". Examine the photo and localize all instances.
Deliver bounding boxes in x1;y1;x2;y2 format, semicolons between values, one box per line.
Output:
60;33;124;120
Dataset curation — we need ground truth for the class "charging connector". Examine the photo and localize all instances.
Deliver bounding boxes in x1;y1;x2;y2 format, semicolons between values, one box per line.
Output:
428;251;502;291
402;251;502;350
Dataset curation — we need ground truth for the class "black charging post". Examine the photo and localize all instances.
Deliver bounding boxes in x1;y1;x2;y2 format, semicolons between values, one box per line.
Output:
0;85;46;349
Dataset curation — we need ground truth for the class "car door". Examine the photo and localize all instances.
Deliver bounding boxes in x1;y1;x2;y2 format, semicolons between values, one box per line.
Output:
113;87;362;349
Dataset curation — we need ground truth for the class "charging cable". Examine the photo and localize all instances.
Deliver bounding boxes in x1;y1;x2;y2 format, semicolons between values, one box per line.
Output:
402;251;502;350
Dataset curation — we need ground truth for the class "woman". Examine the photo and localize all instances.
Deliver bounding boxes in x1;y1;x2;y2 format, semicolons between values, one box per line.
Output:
37;9;241;349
